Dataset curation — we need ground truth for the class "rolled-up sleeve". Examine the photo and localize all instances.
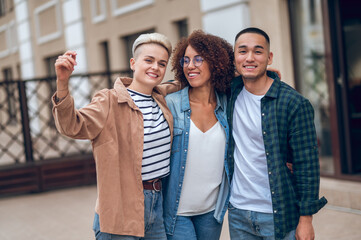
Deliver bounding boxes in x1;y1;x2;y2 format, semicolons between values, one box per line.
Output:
289;99;327;215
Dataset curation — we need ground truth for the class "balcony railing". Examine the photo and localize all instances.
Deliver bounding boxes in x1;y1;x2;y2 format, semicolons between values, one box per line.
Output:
0;70;131;195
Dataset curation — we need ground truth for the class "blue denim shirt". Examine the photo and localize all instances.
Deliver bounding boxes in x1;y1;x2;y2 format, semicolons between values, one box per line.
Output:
162;87;230;235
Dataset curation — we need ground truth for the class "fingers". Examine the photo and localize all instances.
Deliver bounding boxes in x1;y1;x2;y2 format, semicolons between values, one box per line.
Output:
55;51;77;71
61;51;77;66
63;50;77;62
55;57;72;71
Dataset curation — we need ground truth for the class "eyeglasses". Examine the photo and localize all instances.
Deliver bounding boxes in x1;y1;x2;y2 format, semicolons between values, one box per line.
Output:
180;55;204;68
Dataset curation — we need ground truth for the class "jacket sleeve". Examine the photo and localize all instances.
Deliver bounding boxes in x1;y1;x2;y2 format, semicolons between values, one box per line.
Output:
52;89;110;140
157;80;183;96
288;99;327;216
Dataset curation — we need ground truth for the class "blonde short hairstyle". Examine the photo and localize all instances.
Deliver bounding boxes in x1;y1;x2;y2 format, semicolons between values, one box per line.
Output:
132;33;172;59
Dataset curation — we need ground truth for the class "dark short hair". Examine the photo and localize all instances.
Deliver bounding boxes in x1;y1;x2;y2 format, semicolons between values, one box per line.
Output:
171;30;234;93
234;27;270;45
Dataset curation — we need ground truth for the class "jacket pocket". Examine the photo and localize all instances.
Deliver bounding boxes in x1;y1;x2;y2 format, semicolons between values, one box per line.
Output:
171;128;183;154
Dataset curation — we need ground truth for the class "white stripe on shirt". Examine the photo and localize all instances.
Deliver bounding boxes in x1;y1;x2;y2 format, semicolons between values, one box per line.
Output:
127;89;171;181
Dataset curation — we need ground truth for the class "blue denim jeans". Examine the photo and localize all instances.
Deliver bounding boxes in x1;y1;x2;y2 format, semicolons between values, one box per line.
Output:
93;190;167;240
228;204;296;240
166;210;223;240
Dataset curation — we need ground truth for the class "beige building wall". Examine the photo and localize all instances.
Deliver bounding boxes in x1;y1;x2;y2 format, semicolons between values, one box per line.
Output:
0;0;297;164
0;2;20;79
29;0;66;77
249;0;295;87
0;0;294;84
83;0;203;81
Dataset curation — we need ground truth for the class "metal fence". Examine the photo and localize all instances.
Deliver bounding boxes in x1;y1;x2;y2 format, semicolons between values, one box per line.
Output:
0;70;131;195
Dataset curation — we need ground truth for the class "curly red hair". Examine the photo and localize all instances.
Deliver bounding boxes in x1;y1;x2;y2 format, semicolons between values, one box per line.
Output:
171;30;234;93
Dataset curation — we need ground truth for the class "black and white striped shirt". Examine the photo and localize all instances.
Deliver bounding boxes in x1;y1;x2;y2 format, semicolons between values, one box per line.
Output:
127;89;171;181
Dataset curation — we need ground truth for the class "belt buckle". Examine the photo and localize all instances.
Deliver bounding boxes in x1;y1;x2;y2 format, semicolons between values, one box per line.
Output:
152;179;161;192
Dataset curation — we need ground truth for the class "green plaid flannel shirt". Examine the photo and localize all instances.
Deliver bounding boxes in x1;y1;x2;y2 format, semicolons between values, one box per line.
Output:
226;72;327;239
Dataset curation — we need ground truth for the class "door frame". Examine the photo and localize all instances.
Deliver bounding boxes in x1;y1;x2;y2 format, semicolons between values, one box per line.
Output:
321;0;361;180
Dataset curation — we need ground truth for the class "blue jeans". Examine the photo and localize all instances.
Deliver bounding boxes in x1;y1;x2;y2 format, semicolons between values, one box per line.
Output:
93;190;167;240
228;204;296;240
167;210;223;240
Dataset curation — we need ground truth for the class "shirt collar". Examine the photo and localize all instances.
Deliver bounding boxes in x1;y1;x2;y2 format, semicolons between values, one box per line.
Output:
232;76;242;88
114;77;162;105
180;87;191;112
264;71;280;99
180;86;225;112
114;77;133;104
231;71;281;99
215;90;225;112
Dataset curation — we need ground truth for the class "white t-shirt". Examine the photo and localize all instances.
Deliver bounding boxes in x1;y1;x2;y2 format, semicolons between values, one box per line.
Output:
230;87;273;213
177;120;226;216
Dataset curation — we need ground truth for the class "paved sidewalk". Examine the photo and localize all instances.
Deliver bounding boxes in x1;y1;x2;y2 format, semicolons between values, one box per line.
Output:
0;185;360;240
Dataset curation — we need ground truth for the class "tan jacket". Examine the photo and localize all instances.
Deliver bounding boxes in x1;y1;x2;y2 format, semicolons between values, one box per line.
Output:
52;77;174;237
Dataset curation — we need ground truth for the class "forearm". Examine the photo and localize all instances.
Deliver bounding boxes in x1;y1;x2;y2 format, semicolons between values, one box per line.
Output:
52;94;84;138
56;79;69;99
290;100;327;214
299;215;313;223
55;51;77;99
296;215;314;240
52;90;109;140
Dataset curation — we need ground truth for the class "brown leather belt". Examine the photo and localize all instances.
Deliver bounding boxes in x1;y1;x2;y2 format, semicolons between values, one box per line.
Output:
143;178;161;191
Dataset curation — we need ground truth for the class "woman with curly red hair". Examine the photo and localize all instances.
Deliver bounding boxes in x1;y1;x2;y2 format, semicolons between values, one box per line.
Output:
162;30;234;240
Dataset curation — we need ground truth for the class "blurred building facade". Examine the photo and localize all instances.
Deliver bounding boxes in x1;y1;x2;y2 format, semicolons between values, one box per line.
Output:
0;0;360;195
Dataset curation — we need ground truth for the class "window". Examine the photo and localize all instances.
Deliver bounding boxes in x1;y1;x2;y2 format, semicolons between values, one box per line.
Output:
122;29;155;71
111;0;154;17
45;55;59;127
91;0;107;23
3;67;17;124
45;55;58;93
0;0;6;17
309;0;316;24
0;0;14;17
100;41;110;72
175;19;188;39
34;0;62;44
289;0;333;174
16;63;21;80
100;41;112;87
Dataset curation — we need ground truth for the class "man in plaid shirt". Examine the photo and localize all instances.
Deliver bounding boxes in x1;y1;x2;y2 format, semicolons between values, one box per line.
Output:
226;27;327;240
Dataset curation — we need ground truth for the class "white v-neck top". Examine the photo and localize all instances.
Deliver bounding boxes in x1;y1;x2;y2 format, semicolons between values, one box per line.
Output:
177;120;226;216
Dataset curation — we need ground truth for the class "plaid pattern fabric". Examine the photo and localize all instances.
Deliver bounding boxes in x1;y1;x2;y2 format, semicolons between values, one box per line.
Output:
226;72;327;240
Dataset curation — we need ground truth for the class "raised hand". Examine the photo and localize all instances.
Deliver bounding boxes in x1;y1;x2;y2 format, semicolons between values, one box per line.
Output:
55;51;77;98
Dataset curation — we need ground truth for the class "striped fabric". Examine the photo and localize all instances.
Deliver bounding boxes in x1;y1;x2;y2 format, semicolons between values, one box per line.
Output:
127;89;171;181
